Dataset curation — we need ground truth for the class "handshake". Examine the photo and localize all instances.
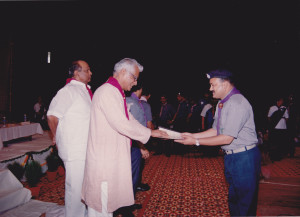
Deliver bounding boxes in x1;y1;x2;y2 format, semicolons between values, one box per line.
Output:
150;126;183;140
157;127;183;140
151;126;197;146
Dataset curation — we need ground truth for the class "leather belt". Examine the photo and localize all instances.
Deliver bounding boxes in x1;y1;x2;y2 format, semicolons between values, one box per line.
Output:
223;144;257;155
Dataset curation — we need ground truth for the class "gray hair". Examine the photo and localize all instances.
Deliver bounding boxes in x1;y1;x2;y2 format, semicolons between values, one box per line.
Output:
113;58;143;75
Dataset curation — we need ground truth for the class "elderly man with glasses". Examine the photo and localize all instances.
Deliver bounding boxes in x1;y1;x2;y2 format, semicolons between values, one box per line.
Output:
81;58;168;217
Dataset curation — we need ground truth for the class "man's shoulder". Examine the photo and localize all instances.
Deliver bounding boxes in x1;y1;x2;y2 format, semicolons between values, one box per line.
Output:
126;97;140;109
269;105;278;109
126;96;137;102
203;103;212;109
230;94;248;104
141;100;150;106
95;83;118;95
63;82;85;92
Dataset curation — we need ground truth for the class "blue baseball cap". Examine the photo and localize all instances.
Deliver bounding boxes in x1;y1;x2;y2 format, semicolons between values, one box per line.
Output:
206;69;233;79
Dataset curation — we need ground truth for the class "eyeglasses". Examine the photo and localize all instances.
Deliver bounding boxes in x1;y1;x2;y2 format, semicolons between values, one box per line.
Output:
127;71;138;81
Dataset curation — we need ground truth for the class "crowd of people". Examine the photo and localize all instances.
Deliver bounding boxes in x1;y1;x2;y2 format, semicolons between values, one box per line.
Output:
44;58;299;217
151;91;222;157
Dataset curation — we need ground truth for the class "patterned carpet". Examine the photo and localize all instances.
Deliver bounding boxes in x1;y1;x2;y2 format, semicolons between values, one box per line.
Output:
135;151;229;217
22;146;300;217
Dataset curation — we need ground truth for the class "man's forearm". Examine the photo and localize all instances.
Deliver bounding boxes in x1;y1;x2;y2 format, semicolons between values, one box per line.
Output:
194;128;217;139
47;115;58;144
137;141;146;150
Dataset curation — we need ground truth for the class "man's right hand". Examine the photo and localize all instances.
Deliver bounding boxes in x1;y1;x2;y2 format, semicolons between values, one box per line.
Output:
52;135;56;146
151;129;169;139
47;115;58;146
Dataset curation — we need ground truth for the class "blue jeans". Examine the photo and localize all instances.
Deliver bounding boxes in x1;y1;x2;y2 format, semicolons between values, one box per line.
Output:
224;146;261;216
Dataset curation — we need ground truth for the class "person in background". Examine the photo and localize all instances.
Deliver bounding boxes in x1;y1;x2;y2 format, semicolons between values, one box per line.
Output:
155;94;176;156
47;60;93;217
200;95;220;157
121;83;151;213
81;58;168;217
186;96;202;133
267;96;289;161
138;88;155;187
198;91;210;119
140;87;155;130
33;96;48;130
171;91;190;155
140;87;151;103
175;69;261;216
286;92;299;158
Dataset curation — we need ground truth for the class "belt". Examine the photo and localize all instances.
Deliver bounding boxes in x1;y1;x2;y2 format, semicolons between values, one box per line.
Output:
223;144;257;155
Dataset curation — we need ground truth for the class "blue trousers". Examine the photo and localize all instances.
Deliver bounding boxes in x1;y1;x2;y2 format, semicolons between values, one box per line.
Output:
131;146;142;195
224;146;261;216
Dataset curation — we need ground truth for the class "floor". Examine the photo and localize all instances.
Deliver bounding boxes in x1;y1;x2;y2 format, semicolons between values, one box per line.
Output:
257;153;300;216
3;132;300;216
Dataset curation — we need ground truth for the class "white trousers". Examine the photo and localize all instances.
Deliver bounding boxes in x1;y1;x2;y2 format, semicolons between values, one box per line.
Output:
87;182;112;217
64;160;87;217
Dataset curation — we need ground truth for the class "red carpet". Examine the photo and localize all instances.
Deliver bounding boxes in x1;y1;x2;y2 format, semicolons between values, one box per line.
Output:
22;146;300;216
135;151;229;216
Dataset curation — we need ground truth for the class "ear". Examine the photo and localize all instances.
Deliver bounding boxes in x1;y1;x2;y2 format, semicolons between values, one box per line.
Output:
73;69;79;78
222;80;229;89
119;68;126;76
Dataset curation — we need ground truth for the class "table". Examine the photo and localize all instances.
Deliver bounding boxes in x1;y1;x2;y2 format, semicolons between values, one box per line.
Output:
0;123;43;143
0;132;52;173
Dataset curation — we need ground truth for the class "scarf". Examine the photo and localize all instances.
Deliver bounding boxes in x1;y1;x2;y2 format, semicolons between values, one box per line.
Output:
216;87;241;135
66;78;93;100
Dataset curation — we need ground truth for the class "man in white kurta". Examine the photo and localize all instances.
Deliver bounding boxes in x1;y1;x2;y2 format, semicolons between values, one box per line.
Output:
47;60;93;217
81;58;167;217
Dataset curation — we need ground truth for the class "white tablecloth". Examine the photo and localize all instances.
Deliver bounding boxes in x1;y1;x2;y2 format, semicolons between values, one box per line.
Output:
0;168;31;213
0;133;53;175
0;168;64;216
0;199;65;217
0;123;43;142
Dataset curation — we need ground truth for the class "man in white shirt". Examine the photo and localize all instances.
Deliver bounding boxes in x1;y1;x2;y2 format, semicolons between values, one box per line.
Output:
47;60;93;217
267;96;289;161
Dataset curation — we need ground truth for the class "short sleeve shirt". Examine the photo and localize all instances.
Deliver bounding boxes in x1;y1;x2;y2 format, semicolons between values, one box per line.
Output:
141;101;153;122
201;104;212;117
47;80;92;161
126;94;147;127
267;105;289;129
212;94;258;150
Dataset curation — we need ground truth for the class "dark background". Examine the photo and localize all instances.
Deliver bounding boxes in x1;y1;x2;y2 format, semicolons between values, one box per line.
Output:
0;0;299;129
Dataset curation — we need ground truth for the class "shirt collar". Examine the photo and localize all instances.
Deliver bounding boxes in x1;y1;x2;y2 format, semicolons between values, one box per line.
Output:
69;79;91;89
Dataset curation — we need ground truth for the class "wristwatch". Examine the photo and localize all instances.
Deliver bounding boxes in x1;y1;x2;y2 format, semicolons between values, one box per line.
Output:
195;139;200;146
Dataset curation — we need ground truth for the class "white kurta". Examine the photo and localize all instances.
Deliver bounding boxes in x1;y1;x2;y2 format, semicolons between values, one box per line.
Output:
81;83;151;213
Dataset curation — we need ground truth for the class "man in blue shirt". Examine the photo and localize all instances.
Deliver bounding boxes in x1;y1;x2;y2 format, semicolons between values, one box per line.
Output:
125;83;151;210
